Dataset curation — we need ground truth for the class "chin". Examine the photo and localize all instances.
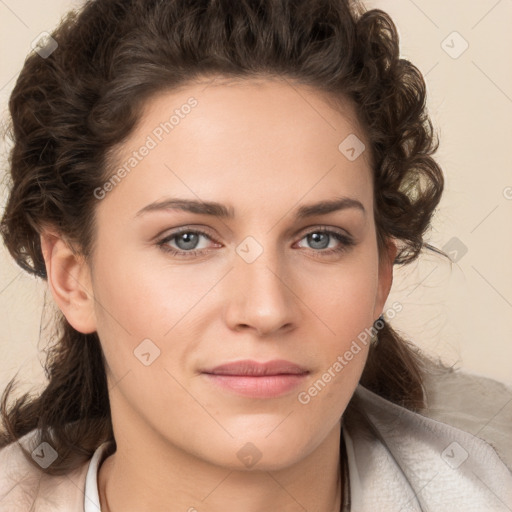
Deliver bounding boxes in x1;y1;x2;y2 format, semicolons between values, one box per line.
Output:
198;433;316;472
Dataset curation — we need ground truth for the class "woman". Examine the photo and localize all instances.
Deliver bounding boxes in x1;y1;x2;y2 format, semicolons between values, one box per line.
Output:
0;0;510;511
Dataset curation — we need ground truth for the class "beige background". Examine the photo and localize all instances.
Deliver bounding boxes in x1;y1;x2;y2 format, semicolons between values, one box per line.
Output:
1;0;511;400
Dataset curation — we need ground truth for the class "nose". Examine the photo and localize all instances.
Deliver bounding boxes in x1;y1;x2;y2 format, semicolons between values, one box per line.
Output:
223;245;299;337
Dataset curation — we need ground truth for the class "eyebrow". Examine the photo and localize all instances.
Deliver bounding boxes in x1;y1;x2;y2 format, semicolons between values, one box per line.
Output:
134;196;366;220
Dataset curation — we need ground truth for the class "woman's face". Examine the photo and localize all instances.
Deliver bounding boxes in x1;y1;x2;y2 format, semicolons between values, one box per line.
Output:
81;77;394;470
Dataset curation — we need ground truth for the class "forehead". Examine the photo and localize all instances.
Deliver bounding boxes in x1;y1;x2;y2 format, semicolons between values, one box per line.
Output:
116;75;369;160
99;77;373;219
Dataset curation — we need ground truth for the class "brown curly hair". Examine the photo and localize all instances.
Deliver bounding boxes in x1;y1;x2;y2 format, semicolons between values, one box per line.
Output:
1;0;448;480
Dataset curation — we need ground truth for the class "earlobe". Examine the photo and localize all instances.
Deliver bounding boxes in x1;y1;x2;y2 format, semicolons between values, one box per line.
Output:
40;230;97;334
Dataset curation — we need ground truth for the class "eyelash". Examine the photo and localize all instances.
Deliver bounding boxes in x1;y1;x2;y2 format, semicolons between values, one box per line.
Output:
157;226;355;259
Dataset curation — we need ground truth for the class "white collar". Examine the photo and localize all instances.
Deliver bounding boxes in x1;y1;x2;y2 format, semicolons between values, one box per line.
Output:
84;441;112;512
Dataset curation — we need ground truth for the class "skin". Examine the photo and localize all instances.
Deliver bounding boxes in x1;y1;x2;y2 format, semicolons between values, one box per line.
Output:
41;76;396;512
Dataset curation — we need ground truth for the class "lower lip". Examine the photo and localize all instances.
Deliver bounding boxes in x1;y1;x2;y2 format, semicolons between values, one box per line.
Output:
202;373;308;398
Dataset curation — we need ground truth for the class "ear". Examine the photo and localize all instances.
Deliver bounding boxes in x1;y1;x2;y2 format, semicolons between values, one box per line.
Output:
373;238;398;320
40;230;97;334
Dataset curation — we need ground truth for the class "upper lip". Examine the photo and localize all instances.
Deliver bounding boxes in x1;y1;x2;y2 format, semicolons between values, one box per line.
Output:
202;359;309;376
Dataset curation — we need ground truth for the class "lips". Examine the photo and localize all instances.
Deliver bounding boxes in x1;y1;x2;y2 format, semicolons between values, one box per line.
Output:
201;359;309;398
202;359;309;376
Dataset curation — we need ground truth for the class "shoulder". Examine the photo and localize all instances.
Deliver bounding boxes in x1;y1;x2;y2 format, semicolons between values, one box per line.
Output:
0;429;90;512
343;373;512;511
421;366;512;469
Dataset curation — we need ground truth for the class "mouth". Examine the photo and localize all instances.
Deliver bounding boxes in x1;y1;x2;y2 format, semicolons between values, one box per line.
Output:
200;359;310;398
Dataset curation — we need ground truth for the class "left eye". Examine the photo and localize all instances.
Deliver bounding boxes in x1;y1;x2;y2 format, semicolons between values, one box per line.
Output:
157;228;355;256
296;230;347;251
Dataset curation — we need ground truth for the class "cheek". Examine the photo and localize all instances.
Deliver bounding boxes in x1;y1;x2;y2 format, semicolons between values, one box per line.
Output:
304;256;379;340
90;242;206;389
91;241;173;332
292;267;376;431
